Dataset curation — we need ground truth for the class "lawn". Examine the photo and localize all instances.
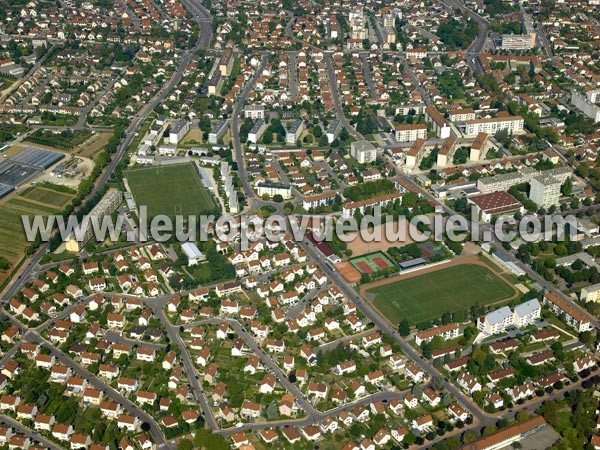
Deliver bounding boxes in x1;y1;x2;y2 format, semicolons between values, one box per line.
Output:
126;163;218;219
367;264;515;325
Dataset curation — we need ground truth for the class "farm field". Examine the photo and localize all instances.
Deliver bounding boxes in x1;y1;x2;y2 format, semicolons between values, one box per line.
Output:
126;162;218;219
75;131;112;158
0;185;75;285
21;186;74;209
365;262;516;325
26;129;93;151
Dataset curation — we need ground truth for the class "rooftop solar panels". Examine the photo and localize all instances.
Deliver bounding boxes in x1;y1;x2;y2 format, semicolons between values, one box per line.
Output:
10;147;64;169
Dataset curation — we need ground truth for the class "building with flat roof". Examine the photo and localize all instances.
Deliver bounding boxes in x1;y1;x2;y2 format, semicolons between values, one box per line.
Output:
529;175;562;208
350;140;377;164
209;120;229;145
169;119;190;145
460;115;524;137
468;191;523;222
394;124;427;142
326;120;343;144
580;283;600;303
571;89;600;123
286;120;305;145
248;119;267;144
65;190;123;252
244;105;265;120
256;182;292;199
476;167;538;194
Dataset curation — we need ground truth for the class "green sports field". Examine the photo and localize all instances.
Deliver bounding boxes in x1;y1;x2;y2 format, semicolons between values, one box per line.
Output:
367;264;515;325
126;163;218;218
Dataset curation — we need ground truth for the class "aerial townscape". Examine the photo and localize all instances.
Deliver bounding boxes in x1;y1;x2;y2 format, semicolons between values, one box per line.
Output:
0;0;600;449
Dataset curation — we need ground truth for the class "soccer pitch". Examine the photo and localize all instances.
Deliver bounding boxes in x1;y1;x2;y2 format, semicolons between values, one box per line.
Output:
126;163;218;218
367;264;516;325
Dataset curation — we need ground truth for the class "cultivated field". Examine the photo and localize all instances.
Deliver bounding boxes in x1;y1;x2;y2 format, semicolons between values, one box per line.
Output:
364;260;517;325
76;132;112;158
21;186;74;209
126;163;218;219
0;185;75;285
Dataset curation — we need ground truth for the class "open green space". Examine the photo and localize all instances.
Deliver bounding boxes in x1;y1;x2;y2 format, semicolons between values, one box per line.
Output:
126;163;218;219
367;264;515;324
27;128;93;150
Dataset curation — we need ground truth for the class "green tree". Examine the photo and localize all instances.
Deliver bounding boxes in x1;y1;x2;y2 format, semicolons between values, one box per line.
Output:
398;319;410;336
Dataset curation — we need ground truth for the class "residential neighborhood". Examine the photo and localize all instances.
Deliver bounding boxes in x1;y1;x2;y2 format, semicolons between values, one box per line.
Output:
0;0;598;448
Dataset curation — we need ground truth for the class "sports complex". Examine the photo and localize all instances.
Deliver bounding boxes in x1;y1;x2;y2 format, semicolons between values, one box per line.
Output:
126;162;218;219
349;251;395;275
362;257;518;325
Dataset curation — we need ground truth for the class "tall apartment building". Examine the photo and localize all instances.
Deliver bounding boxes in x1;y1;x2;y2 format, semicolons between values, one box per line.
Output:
469;132;489;161
219;46;233;76
461;115;524;137
436;136;457;168
169;119;190;145
350;140;377;163
425;106;451;139
477;299;541;335
65;190;123;252
476;167;538;194
448;108;476;122
571;90;600;123
208;120;229;145
286;119;305;145
543;292;591;332
395;124;427;142
248;119;267;144
529;175;562;208
342;192;402;217
326;119;343;144
580;283;600;303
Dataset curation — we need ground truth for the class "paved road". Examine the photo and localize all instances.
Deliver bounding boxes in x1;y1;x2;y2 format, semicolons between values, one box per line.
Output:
359;53;377;100
149;297;219;431
288;52;298;101
0;413;63;450
25;331;170;448
295;237;496;428
323;52;364;142
1;0;214;302
231;53;269;204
